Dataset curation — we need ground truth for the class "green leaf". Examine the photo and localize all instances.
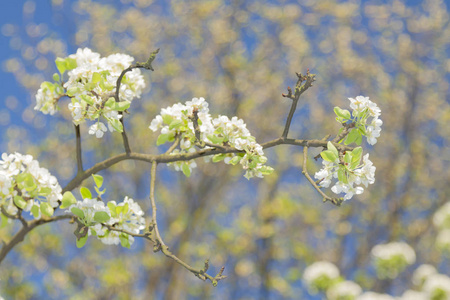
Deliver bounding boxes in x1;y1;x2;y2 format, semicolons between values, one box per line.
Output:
156;133;170;146
344;152;352;164
65;57;77;70
17;173;36;192
105;97;115;108
94;186;105;196
108;118;123;132
107;202;117;217
162;114;174;125
13;196;27;209
80;187;92;199
92;174;103;188
38;187;52;196
94;211;110;223
76;235;88;248
71;207;85;219
169;119;183;130
119;234;131;248
52;73;60;82
229;156;242;165
334;107;351;120
320;150;338;163
122;203;129;214
212;154;227;162
66;86;79;97
182;163;191;177
351;147;363;163
260;166;274;176
80;94;95;106
337;168;348;184
355;132;363;145
31;205;40;218
55;57;66;74
345;129;360;145
40;202;54;217
327;141;339;157
207;135;224;144
91;72;101;83
60;191;77;209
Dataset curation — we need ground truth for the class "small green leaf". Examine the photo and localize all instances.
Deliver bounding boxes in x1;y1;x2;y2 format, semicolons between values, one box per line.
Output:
76;235;88;248
61;191;77;209
212;154;227;162
31;205;40;218
119;234;131;248
108;118;123;132
91;72;101;83
40;202;54;217
337;168;348;184
351;147;363;163
334;107;351;120
105;97;115;108
182;163;191;177
13;196;27;209
344;152;352;164
156;133;170;146
260;166;274;175
229;156;242;165
80;94;95;106
169;119;183;130
122;203;129;214
71;207;85;219
66;86;79;97
65;57;77;70
207;135;224;144
38;187;53;196
94;211;110;223
345;129;360;145
355;132;363;145
162;114;174;125
52;73;60;82
92;174;103;188
80;187;92;199
320;150;338;163
107;202;117;217
94;186;105;196
327;141;339;157
55;57;66;74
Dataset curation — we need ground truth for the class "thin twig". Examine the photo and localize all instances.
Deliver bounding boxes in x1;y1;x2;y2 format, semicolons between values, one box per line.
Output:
302;147;343;206
148;161;226;285
0;215;73;264
165;135;181;154
75;125;83;174
282;70;316;138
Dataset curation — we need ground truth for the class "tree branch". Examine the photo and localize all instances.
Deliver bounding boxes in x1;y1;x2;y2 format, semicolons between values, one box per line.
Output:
302;147;343;206
0;215;73;265
75;124;83;174
148;161;226;286
281;70;316;138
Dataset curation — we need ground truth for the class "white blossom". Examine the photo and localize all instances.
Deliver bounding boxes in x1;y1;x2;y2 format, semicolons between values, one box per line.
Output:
0;152;62;219
436;229;450;250
399;290;428;300
412;264;437;286
326;280;362;300
303;261;340;289
433;202;450;229
423;273;450;299
371;242;416;264
89;122;108;138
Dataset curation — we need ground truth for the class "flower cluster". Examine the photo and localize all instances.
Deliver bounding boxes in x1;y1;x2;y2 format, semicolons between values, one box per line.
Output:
432;201;450;252
334;96;383;145
303;261;341;292
370;241;416;279
35;48;145;138
0;152;62;219
66;196;145;248
326;280;362;300
149;97;273;179
315;142;376;200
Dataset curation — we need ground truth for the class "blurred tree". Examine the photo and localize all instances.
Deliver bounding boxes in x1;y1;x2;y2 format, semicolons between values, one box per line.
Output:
0;0;449;299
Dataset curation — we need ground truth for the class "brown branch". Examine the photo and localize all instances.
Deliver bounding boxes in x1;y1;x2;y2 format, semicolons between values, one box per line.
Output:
148;161;226;286
75;124;83;174
282;70;316;138
0;215;73;265
302;147;343;206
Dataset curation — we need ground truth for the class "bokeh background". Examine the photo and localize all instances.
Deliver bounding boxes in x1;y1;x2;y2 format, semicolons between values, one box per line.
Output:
0;0;449;299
